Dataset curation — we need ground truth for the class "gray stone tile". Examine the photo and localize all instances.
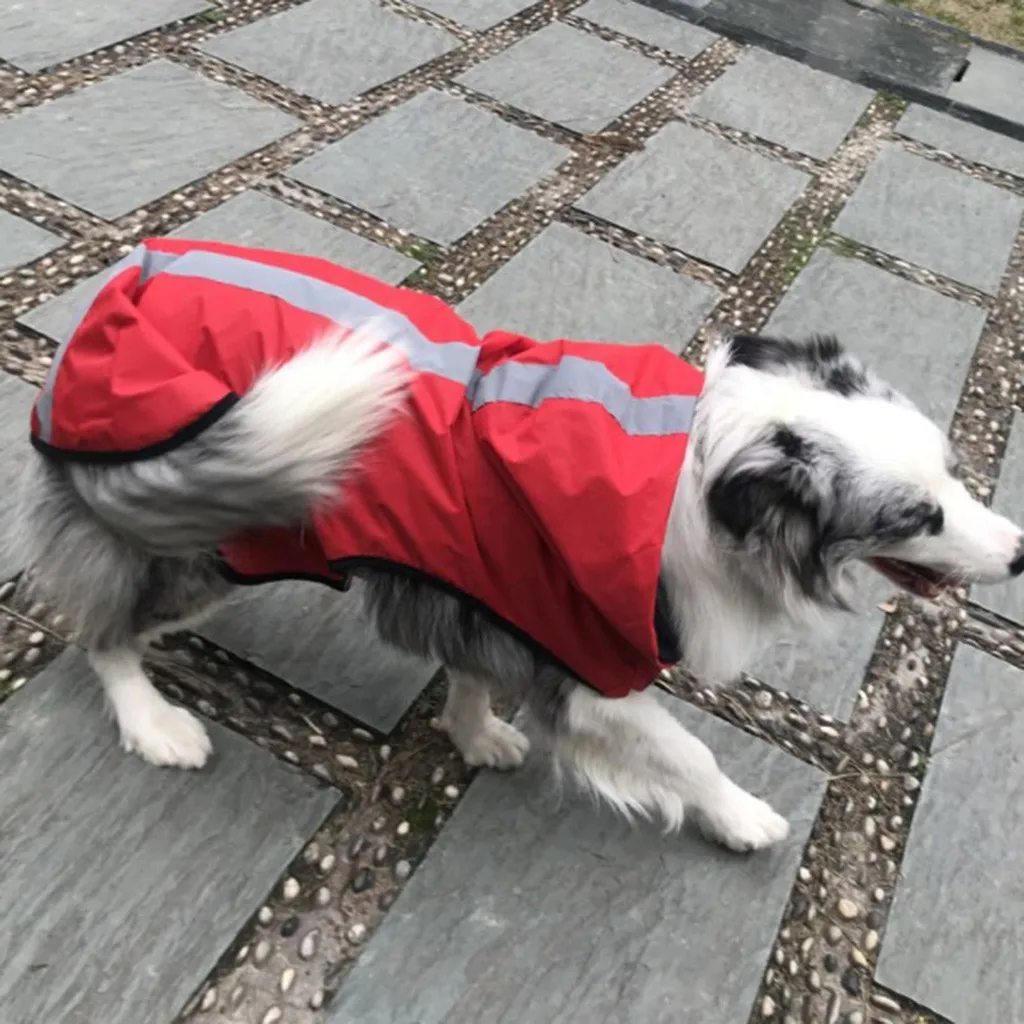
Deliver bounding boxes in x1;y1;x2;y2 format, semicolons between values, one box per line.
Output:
578;121;810;272
202;582;437;733
0;373;37;580
20;190;418;344
948;44;1024;127
457;23;672;133
0;648;337;1024
0;210;62;275
768;248;987;428
876;645;1024;1023
202;0;458;106
832;144;1024;293
409;0;536;29
458;222;719;349
898;104;1024;178
748;570;893;718
689;47;873;159
289;89;569;245
974;415;1024;624
0;0;209;72
328;695;826;1024
575;0;718;57
0;60;298;220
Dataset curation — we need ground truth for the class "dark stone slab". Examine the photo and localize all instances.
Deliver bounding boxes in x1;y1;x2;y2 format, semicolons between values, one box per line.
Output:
575;0;719;57
289;89;569;245
578;120;810;272
767;248;987;428
695;0;967;93
202;582;437;734
0;211;62;275
897;103;1024;178
457;22;673;133
0;0;209;72
689;46;874;158
203;0;458;106
0;60;298;220
876;644;1024;1023
832;144;1024;293
0;373;36;580
0;649;338;1024
20;189;418;346
949;45;1024;128
328;695;825;1023
974;415;1024;624
457;222;719;349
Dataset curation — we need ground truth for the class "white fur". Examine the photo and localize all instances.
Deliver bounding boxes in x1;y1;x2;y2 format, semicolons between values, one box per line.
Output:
440;672;531;770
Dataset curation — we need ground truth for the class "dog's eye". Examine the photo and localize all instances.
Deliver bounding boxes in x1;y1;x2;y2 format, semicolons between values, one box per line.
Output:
927;508;944;535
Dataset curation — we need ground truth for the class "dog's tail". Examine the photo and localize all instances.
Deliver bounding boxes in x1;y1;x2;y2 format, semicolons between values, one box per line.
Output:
19;318;414;560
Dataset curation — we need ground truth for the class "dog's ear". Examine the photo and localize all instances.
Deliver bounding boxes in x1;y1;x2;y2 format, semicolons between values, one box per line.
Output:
725;334;845;372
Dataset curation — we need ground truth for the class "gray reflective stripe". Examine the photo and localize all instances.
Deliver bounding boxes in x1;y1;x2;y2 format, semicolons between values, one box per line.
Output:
469;357;696;437
35;245;151;443
161;250;480;385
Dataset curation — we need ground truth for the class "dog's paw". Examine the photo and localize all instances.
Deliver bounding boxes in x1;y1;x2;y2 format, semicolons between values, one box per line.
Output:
120;703;213;770
455;716;530;771
697;779;790;852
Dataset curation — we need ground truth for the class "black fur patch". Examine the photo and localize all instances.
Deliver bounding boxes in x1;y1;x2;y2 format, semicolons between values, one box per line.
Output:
727;334;873;399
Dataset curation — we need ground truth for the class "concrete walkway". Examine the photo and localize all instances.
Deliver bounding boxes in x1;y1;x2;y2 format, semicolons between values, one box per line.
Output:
1;1;1024;1022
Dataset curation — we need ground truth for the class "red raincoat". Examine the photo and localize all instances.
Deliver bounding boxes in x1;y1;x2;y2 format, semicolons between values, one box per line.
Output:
30;238;703;697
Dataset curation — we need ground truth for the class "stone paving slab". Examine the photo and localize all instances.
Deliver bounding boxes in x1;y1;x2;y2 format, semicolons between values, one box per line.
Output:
749;570;893;718
289;89;569;245
20;189;419;344
833;143;1024;293
0;60;298;220
329;695;825;1024
408;0;536;30
457;222;719;348
0;373;37;581
898;104;1024;179
202;582;437;734
0;0;209;72
948;45;1024;128
575;0;719;58
689;47;874;159
202;0;459;107
0;210;62;275
0;649;338;1024
975;415;1024;624
457;22;673;134
578;121;810;272
768;248;988;427
876;644;1024;1023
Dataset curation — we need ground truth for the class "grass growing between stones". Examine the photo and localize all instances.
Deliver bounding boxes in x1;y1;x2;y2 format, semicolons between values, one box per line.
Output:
889;0;1024;48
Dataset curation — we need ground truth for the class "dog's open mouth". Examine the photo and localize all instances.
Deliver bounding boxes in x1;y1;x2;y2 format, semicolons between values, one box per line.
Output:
866;557;950;599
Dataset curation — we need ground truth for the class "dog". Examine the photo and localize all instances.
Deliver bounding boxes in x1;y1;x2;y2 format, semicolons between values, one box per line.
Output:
10;239;1024;854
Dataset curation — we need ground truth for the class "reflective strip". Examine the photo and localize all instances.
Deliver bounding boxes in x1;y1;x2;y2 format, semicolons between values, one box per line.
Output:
161;250;481;386
36;243;696;447
35;246;152;443
470;357;696;437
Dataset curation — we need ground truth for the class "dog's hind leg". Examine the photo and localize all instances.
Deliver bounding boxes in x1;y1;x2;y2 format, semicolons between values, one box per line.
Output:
439;670;530;770
529;674;790;851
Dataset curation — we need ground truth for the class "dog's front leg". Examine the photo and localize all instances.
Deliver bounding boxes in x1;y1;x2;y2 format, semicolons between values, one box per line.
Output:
440;670;531;770
546;685;789;851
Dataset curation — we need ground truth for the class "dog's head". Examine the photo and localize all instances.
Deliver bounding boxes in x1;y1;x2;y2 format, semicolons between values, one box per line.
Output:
693;333;1023;618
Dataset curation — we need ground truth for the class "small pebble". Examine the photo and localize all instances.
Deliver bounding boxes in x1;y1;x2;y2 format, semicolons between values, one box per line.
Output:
336;754;359;770
200;988;217;1012
431;766;445;785
282;877;300;901
299;929;319;960
28;631;45;645
798;866;811;883
871;993;901;1012
391;785;406;804
841;966;861;996
395;859;412;880
845;1013;864;1024
444;784;460;799
279;916;299;938
837;898;859;920
823;953;838;973
319;853;336;874
879;835;896;852
864;929;879;952
396;820;410;836
850;947;868;968
253;940;272;965
310;990;325;1010
808;970;821;992
280;968;295;994
353;728;373;741
315;886;332;907
347;922;367;943
761;995;776;1017
351;867;375;893
261;1009;282;1024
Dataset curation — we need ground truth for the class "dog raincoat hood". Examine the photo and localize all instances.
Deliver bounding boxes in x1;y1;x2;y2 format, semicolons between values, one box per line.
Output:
30;238;703;698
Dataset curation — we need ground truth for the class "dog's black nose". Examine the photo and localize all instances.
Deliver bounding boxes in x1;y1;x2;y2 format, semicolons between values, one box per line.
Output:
1011;545;1024;577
